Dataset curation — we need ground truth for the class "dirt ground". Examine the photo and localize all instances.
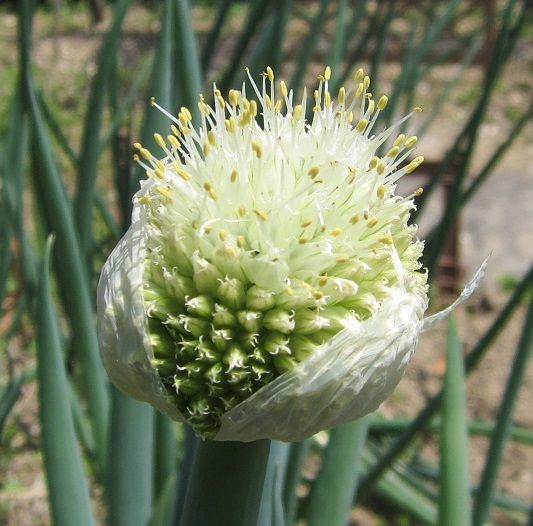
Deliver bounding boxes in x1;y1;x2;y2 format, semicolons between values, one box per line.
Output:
0;3;532;525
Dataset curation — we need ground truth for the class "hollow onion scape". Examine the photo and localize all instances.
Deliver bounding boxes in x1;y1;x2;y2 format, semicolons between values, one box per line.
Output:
97;67;484;441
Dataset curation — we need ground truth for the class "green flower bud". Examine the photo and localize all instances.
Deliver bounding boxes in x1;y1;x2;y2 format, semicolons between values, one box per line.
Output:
262;308;295;334
236;310;263;333
217;277;246;310
212;303;236;328
263;332;291;356
245;285;276;311
223;344;248;370
185;295;214;318
192;253;222;295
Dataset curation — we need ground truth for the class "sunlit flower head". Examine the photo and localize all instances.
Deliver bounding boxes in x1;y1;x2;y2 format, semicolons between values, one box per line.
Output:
99;66;433;441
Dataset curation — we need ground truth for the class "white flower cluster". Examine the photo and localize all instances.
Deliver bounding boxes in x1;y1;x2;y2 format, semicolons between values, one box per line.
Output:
97;67;480;441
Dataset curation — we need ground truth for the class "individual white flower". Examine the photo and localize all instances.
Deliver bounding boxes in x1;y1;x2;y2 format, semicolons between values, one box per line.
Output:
97;67;483;441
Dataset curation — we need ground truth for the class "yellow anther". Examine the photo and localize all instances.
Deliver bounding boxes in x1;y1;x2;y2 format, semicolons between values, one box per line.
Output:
414;187;424;197
355;83;364;97
173;162;192;181
300;219;313;228
363;76;370;90
274;99;282;113
140;148;152;160
369;156;379;169
330;228;343;237
230;169;238;182
208;189;218;201
167;135;180;149
377;185;386;199
221;246;238;258
314;90;320;105
250;100;258;117
237;235;246;248
266;66;274;82
405;155;424;173
203;142;211;156
171;124;180;137
318;275;328;286
192;220;199;229
293;105;303;121
280;80;288;97
308;166;320;178
379;234;393;245
229;89;240;106
377;161;386;175
251;141;263;158
298;237;308;244
324;91;331;107
354;68;364;82
207;130;217;146
133;154;140;162
363;211;369;220
367;217;378;228
238;206;246;217
265;94;272;109
338;86;346;104
414;106;422;112
217;95;225;108
154;168;164;179
225;117;237;133
336;255;349;263
133;142;142;150
182;107;192;121
203;182;213;192
156;186;171;198
324;66;331;81
150;96;156;106
356;118;368;133
138;196;151;205
348;111;354;122
386;146;400;158
155;160;165;171
253;209;268;221
219;229;228;242
313;290;324;300
204;225;212;234
405;135;418;148
393;134;406;147
367;100;375;115
349;214;360;224
377;95;388;110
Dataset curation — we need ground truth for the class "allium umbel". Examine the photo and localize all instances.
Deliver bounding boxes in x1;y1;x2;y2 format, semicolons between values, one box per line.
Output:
98;67;484;441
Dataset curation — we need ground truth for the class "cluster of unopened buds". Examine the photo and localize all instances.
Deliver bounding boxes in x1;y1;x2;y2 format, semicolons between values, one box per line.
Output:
98;66;484;441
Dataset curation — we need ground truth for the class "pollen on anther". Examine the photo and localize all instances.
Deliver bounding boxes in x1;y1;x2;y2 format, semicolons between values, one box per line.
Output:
253;209;268;221
251;142;263;158
230;169;238;182
330;228;343;237
308;166;320;178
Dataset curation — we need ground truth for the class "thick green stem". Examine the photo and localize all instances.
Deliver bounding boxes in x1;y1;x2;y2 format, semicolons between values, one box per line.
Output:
179;439;271;526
